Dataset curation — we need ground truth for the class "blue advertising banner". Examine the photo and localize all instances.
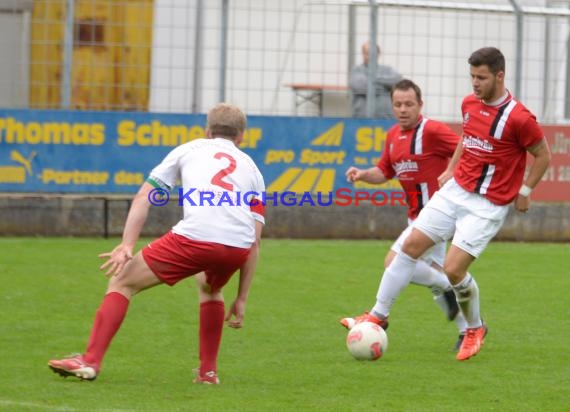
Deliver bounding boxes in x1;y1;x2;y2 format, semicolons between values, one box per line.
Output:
0;109;399;195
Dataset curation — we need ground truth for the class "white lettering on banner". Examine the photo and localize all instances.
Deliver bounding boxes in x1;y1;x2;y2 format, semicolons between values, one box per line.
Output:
39;169;109;185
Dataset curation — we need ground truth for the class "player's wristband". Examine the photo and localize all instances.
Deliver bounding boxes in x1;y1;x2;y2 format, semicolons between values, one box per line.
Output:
518;184;532;197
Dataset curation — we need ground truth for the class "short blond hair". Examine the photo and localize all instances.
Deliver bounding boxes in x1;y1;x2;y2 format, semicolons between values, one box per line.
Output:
206;102;247;138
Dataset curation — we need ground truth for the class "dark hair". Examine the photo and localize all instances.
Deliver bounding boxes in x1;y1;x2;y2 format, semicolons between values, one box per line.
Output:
391;79;422;102
468;47;505;74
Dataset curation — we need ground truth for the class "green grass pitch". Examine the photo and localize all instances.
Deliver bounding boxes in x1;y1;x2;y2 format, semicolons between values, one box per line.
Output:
0;237;569;411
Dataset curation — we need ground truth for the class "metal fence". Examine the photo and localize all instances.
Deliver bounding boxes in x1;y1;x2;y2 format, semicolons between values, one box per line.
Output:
0;0;569;122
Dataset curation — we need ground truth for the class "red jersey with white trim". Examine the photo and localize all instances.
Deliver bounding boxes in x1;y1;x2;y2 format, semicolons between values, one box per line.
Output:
455;92;544;205
377;116;459;219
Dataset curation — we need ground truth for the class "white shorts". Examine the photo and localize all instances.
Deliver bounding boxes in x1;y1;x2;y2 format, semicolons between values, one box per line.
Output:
391;222;446;267
412;178;509;258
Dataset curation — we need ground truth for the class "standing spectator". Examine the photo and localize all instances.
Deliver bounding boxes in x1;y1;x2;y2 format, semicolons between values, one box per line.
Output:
345;47;551;361
341;79;467;349
350;41;402;119
48;103;265;384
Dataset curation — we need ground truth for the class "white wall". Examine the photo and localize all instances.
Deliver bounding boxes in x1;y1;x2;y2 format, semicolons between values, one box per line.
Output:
150;0;569;122
0;3;31;108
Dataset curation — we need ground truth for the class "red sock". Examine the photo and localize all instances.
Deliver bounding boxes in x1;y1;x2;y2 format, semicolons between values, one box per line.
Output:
199;300;225;375
83;292;130;368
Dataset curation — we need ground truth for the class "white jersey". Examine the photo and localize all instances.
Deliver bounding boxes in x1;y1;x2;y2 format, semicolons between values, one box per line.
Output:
148;137;265;248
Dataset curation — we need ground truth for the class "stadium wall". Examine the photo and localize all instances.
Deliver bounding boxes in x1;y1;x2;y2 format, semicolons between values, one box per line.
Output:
0;195;569;241
1;109;569;240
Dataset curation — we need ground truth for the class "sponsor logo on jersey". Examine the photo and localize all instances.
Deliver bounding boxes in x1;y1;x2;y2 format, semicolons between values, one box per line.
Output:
393;159;419;175
463;135;493;152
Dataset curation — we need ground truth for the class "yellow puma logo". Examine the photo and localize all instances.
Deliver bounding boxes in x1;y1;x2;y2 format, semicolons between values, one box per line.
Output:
10;150;36;175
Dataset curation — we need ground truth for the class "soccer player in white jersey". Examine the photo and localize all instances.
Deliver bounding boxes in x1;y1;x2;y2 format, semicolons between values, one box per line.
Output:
48;103;266;383
341;79;468;349
345;47;551;361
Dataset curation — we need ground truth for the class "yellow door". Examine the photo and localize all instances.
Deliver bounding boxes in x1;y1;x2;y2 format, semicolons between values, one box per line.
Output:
30;0;154;111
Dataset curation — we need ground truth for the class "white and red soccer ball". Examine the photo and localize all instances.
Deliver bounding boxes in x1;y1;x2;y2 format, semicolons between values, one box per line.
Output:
346;321;388;361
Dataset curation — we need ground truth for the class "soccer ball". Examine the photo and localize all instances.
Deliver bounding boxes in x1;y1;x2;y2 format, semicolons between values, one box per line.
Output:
346;321;388;361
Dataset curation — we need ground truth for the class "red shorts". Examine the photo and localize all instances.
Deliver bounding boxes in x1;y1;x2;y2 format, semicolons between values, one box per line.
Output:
142;231;251;291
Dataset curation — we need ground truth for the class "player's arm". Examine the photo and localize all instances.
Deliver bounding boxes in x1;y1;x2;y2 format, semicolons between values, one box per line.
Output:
346;166;388;184
99;182;155;276
120;181;156;250
514;137;551;213
438;140;463;187
225;219;263;329
349;133;393;184
237;220;263;302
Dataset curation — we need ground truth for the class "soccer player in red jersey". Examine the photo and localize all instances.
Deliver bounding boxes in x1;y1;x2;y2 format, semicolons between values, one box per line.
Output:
341;79;468;348
48;103;265;383
348;47;551;361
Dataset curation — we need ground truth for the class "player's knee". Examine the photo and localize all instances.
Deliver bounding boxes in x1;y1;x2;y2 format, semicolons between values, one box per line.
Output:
107;281;136;298
198;287;223;302
443;263;464;285
401;237;427;259
199;282;213;294
196;277;223;300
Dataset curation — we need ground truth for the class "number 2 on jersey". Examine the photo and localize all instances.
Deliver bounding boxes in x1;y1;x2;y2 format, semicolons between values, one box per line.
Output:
211;152;236;191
